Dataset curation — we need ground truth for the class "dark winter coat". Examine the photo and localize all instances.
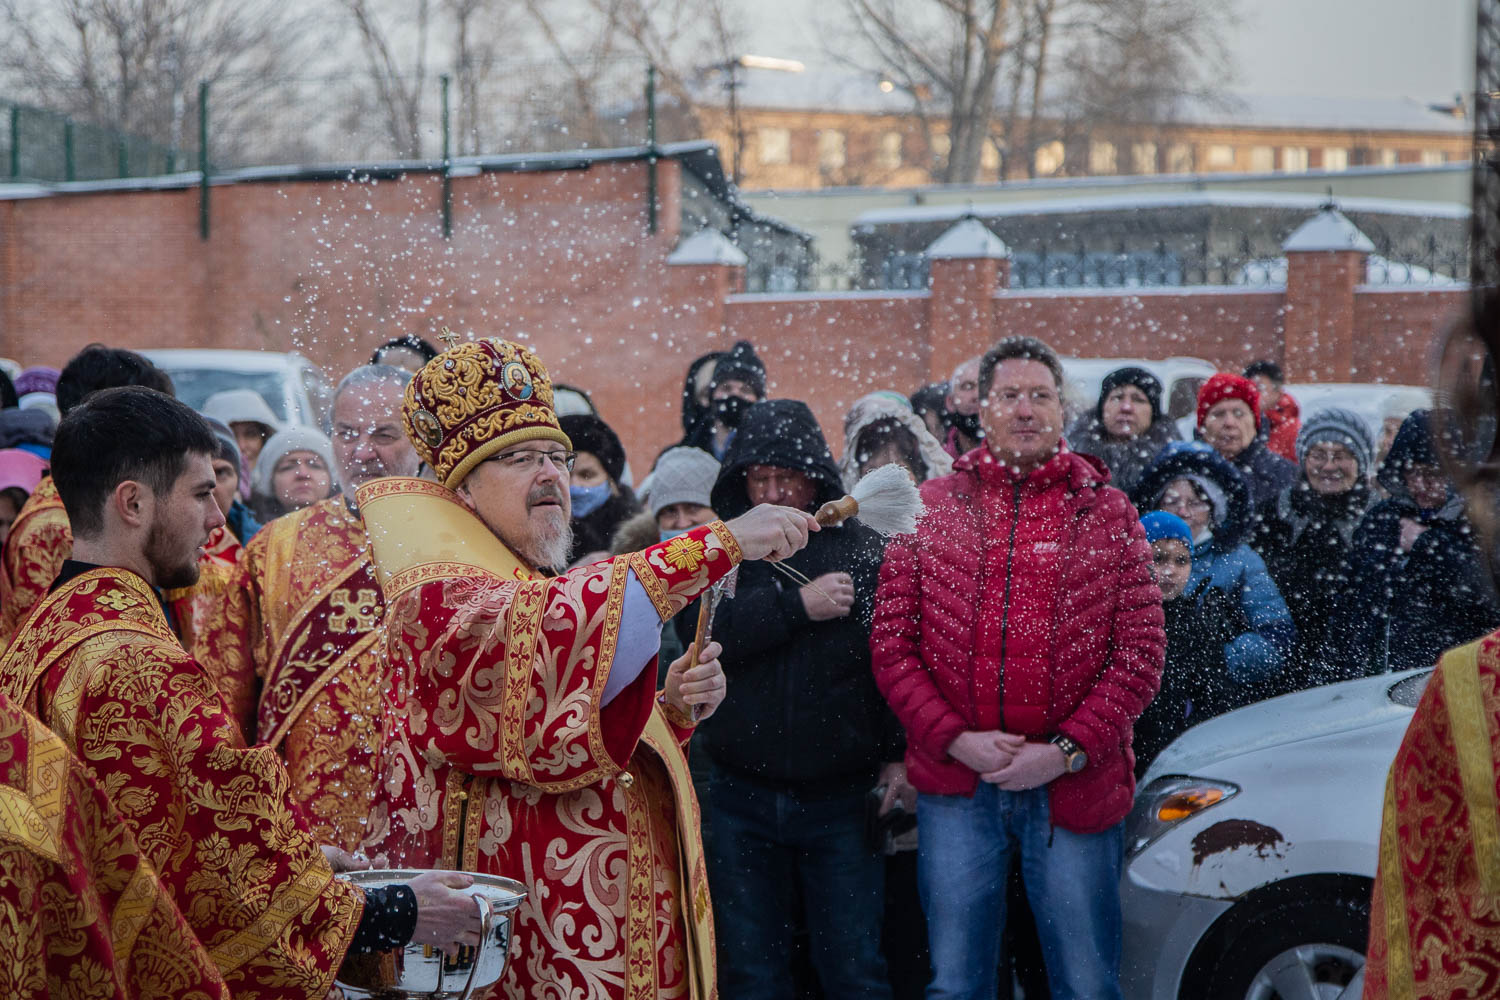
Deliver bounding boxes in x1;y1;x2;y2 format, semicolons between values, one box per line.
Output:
870;445;1165;834
1249;480;1374;693
1340;412;1500;674
1211;434;1297;507
1065;414;1180;495
1132;580;1257;777
1133;442;1296;685
703;400;902;791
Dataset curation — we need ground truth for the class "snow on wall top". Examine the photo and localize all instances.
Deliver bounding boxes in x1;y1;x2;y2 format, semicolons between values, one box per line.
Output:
668;228;750;266
925;218;1011;260
1281;208;1377;253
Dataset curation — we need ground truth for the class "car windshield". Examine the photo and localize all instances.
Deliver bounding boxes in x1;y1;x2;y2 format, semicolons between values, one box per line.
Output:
160;369;289;422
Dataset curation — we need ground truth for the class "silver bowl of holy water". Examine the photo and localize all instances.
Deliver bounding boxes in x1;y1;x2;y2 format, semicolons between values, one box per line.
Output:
335;869;527;1000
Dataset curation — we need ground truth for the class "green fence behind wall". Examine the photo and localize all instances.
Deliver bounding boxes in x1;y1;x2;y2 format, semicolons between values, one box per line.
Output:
3;100;191;182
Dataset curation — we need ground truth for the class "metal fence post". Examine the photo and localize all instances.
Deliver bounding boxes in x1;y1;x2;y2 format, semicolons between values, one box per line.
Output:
198;80;209;240
63;118;75;180
8;106;17;178
645;63;658;235
117;134;128;178
441;73;452;239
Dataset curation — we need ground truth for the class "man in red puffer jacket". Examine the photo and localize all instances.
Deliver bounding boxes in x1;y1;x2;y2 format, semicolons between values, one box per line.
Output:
871;336;1165;1000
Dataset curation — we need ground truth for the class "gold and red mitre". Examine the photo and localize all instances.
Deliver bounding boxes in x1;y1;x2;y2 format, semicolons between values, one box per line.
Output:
403;338;573;489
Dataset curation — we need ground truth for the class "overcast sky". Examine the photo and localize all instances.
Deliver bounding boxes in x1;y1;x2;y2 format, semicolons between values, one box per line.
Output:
742;0;1475;102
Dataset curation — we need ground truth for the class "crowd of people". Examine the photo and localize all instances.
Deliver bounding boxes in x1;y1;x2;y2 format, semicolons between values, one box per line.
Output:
0;330;1494;1000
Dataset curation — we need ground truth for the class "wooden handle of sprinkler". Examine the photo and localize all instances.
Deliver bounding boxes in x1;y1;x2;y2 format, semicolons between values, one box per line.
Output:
683;599;714;722
815;495;859;527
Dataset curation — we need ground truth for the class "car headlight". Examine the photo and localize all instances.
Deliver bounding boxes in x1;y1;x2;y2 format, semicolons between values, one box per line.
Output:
1125;775;1239;859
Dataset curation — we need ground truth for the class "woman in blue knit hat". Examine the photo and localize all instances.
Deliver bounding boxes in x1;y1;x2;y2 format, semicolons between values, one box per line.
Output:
1248;407;1378;695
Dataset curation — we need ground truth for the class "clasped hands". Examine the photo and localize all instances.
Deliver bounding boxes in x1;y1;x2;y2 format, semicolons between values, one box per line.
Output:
948;730;1066;791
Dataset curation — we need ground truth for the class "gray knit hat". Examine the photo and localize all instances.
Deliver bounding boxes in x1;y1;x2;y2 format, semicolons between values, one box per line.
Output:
1296;407;1374;477
649;447;720;518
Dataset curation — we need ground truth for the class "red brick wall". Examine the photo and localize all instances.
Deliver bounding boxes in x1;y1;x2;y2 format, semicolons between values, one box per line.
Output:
0;167;1459;472
1352;288;1467;384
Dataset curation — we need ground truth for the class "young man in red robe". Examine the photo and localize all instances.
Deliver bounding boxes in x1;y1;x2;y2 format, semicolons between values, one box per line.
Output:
0;386;484;1000
359;336;818;1000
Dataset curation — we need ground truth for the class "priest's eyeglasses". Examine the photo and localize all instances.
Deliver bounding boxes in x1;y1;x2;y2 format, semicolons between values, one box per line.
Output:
493;448;577;474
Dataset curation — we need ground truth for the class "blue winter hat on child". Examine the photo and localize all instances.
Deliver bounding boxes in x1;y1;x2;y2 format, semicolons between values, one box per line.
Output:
1142;511;1193;547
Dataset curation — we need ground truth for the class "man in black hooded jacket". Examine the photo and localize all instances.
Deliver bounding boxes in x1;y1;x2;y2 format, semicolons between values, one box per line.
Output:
701;398;904;1000
680;340;767;461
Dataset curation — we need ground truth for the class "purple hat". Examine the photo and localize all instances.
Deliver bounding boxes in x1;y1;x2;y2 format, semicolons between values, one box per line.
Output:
13;367;59;397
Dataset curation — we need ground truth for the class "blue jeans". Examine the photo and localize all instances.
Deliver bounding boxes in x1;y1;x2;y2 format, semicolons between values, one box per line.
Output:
705;762;893;1000
917;784;1123;1000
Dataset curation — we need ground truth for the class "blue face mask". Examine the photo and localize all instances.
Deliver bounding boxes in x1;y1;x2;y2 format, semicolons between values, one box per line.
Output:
569;483;611;518
659;527;687;545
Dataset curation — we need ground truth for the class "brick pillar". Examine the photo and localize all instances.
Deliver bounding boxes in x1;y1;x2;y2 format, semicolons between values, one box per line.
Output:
664;228;747;341
924;219;1011;383
1281;208;1372;382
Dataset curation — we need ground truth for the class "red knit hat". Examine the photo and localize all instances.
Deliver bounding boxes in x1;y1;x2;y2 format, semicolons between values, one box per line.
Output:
1196;373;1261;429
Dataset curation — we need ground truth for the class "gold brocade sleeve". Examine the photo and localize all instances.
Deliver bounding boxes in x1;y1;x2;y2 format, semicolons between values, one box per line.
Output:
0;482;70;646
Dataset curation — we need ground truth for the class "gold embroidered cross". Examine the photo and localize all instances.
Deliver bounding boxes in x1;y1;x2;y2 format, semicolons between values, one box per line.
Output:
662;535;706;572
328;588;381;634
438;326;460;349
96;589;138;612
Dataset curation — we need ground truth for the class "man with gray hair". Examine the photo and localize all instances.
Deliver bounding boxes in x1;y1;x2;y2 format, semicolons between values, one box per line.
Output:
199;363;419;851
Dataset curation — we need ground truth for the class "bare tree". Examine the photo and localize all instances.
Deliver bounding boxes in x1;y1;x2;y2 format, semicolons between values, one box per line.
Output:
0;0;326;164
835;0;1233;184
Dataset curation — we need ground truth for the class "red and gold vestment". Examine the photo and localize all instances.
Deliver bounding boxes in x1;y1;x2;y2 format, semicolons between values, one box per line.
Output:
0;566;364;1000
200;497;389;849
0;688;229;1000
359;477;739;1000
1365;631;1500;1000
0;476;68;647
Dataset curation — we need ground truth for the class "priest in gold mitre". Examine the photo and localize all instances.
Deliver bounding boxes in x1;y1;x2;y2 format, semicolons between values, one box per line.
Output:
358;336;819;1000
195;365;415;846
0;385;491;1000
1363;630;1500;999
0;687;230;999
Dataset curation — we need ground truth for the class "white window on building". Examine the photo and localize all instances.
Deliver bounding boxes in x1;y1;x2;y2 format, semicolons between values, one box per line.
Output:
757;127;791;165
1165;143;1193;173
1131;142;1157;174
1322;147;1349;171
877;131;904;169
1421;149;1447;165
1377;148;1399;167
817;129;846;170
1205;144;1236;168
1034;140;1065;176
1281;146;1309;172
931;132;952;160
981;139;1001;170
1248;146;1275;173
1088;139;1117;174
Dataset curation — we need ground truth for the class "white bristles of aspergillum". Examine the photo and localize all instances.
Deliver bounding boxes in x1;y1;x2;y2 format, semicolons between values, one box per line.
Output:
847;463;925;536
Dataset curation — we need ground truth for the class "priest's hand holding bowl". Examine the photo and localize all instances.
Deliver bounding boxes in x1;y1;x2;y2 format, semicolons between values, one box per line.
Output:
664;640;726;721
408;870;484;952
725;504;819;562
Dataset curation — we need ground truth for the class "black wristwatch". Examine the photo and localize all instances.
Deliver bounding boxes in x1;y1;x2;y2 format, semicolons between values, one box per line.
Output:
1050;734;1088;773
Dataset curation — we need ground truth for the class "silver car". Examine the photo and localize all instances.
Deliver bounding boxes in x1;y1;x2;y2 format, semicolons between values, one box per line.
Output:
1122;669;1427;1000
141;348;334;427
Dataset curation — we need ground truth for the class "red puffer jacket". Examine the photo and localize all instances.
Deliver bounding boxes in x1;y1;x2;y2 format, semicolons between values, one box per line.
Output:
871;446;1165;833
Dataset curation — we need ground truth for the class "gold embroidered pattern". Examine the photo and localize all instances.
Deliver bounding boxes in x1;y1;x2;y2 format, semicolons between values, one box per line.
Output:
662;536;706;573
328;588;382;634
95;589;139;612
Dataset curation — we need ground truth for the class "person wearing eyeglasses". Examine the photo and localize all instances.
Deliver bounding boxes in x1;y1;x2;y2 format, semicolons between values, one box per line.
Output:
200;365;419;859
248;425;338;523
355;337;819;1000
1133;439;1295;696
